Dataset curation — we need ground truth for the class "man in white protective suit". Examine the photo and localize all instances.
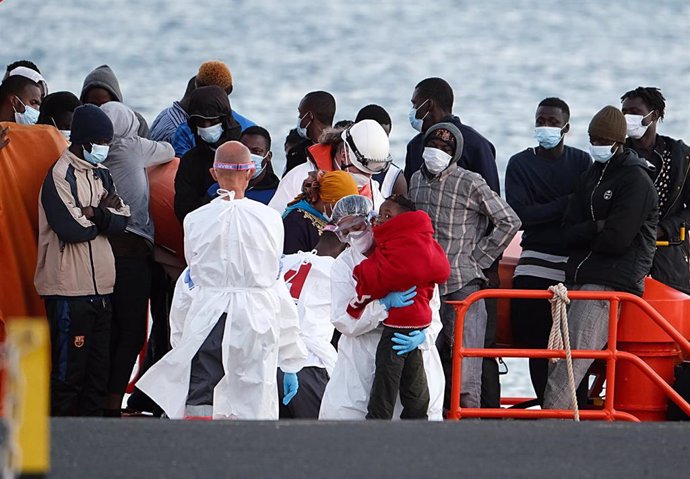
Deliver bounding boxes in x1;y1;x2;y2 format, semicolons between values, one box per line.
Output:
319;195;445;420
278;229;347;418
137;141;307;420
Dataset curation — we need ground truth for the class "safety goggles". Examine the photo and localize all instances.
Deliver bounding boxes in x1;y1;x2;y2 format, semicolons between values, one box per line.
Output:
333;215;373;243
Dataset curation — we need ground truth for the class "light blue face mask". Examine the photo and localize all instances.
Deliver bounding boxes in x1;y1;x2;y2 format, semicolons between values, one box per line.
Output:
408;99;429;132
198;123;223;144
13;97;40;125
83;143;110;164
249;153;266;179
296;113;311;140
589;143;617;164
534;126;565;150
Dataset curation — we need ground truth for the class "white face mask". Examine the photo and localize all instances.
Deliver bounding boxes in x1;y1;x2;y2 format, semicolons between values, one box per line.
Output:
534;126;565;150
625;111;655;140
589;143;617;164
198;123;223;144
422;147;452;174
347;229;374;254
352;172;370;188
59;130;71;141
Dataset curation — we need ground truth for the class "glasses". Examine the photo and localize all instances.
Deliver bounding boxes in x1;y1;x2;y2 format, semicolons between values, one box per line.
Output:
333;216;373;242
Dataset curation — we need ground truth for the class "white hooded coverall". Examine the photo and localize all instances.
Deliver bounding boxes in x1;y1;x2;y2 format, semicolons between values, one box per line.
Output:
137;194;307;419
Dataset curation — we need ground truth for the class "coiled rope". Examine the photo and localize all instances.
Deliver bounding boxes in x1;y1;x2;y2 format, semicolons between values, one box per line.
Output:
547;283;580;421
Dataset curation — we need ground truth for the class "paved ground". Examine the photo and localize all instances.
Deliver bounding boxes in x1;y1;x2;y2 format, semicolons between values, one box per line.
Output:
50;418;690;478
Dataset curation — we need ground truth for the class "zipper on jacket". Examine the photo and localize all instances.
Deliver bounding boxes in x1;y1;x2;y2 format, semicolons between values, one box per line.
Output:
574;251;592;284
589;162;609;221
86;173;100;295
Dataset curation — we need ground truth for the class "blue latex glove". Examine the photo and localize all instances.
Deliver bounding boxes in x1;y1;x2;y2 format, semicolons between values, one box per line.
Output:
379;286;417;311
391;329;427;355
183;269;195;290
282;372;299;405
207;182;220;198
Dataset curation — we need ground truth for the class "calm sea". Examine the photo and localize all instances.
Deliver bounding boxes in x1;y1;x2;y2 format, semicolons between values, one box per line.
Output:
2;0;689;397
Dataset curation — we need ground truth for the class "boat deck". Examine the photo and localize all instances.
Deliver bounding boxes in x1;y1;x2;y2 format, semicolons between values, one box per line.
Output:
50;418;690;478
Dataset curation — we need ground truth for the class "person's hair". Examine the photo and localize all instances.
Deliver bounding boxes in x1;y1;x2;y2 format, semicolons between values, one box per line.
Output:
241;125;271;150
538;97;570;121
415;77;453;112
4;60;41;78
0;75;40;101
621;86;666;121
285;128;301;146
334;119;354;129
385;194;416;213
37;92;82;125
355;104;391;128
302;91;336;125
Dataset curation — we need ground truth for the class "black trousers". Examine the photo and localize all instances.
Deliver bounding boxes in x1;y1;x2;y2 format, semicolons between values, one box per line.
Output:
277;367;330;419
107;252;152;397
187;315;227;406
127;261;174;414
481;296;501;408
46;296;111;416
366;326;429;420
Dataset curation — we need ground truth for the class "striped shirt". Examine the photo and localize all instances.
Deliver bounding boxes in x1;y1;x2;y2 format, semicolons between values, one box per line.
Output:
514;250;568;282
149;101;188;143
409;166;521;295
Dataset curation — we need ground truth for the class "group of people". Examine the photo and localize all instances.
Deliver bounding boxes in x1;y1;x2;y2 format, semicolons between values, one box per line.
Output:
1;57;688;420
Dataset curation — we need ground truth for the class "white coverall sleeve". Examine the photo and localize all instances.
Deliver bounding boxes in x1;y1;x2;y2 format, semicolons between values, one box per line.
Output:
419;285;443;351
330;256;388;337
169;268;195;348
275;280;308;374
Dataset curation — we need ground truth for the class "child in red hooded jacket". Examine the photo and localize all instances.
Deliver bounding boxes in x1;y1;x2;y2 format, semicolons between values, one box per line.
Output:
350;195;450;419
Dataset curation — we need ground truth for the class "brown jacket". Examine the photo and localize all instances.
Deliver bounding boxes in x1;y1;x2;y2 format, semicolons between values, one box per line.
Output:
34;149;130;297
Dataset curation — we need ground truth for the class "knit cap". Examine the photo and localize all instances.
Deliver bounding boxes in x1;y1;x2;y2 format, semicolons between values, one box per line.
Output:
588;106;627;144
70;104;114;145
196;61;233;94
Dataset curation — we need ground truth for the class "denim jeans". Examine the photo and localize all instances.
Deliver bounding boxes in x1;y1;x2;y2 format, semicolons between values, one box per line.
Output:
439;283;487;409
543;284;615;410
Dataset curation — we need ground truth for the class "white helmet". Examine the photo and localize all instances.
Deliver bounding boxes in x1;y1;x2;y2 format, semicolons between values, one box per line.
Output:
341;119;391;175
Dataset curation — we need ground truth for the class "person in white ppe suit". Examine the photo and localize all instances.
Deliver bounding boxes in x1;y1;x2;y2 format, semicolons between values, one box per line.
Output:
319;195;445;420
278;229;347;418
137;141;307;420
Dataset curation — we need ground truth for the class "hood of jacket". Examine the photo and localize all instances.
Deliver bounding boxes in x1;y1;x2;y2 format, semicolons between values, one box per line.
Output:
81;65;124;103
101;101;139;140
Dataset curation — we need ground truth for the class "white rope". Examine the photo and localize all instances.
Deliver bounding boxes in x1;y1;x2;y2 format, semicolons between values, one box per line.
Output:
547;283;580;421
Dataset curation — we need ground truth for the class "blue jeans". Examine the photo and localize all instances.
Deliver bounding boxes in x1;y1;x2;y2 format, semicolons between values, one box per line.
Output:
439;283;487;409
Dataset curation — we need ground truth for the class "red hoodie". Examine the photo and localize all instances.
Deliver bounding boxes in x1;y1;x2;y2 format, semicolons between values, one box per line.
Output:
350;211;450;328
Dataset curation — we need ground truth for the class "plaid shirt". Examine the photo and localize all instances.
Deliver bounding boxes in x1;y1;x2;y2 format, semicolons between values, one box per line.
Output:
409;165;521;295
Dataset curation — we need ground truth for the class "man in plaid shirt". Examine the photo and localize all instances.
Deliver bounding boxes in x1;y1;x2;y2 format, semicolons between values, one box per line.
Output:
409;122;520;412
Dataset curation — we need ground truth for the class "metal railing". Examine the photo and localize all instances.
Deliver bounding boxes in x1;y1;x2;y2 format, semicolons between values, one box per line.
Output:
447;289;690;422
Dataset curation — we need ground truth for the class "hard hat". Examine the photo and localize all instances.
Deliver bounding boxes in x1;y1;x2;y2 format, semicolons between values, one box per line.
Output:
341;119;391;175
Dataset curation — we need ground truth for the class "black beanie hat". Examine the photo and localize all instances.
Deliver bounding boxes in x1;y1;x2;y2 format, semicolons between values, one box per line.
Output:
70;104;114;145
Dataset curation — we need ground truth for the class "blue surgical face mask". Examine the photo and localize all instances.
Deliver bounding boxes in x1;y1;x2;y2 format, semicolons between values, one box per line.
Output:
198;123;223;144
408;99;429;132
83;143;110;164
534;126;565;150
249;153;266;179
589;143;617;164
296;113;311;140
13;96;40;125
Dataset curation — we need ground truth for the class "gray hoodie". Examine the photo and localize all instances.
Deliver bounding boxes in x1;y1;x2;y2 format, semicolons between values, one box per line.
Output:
81;65;150;138
101;102;174;242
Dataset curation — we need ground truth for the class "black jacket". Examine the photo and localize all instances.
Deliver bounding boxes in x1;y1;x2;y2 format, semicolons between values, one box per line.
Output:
173;127;241;223
404;115;499;193
627;135;690;293
284;138;313;175
563;149;659;295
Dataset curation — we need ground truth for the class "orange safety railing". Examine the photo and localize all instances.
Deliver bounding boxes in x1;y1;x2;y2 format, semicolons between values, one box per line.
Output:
447;289;690;422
